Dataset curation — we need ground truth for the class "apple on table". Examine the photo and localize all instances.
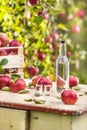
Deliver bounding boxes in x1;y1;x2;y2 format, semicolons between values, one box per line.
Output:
61;89;78;105
9;78;26;93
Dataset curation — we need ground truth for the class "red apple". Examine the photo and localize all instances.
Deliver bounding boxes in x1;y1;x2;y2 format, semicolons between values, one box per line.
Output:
28;65;39;76
58;13;68;20
67;51;71;58
37;11;43;16
57;76;65;88
38;51;46;61
37;8;49;20
10;78;26;93
0;40;2;46
8;80;15;89
61;89;78;105
28;0;39;6
0;49;7;56
37;76;52;92
69;76;79;88
76;9;85;19
32;75;43;86
37;8;44;16
0;75;11;89
71;25;80;33
33;76;52;93
9;39;22;54
7;50;18;55
0;32;9;47
50;31;59;41
43;35;53;43
37;76;52;86
9;39;22;47
43;11;49;20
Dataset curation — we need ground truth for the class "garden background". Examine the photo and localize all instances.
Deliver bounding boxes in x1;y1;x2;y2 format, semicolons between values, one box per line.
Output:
0;0;87;84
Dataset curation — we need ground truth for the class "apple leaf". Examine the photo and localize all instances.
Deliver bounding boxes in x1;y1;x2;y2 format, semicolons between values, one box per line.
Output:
33;99;46;104
0;58;8;66
72;86;80;91
11;74;21;82
18;89;29;94
57;95;61;99
0;66;3;73
24;98;33;102
1;86;11;91
79;92;85;96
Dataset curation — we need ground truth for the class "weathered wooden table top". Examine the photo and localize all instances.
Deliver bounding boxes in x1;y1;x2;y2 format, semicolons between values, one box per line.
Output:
0;81;87;116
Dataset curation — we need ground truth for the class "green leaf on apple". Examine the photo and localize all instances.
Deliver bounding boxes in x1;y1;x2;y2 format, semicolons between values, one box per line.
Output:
11;74;21;82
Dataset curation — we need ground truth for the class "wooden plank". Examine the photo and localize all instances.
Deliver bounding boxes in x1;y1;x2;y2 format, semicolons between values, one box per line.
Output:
72;114;87;130
0;46;23;50
0;55;24;68
0;107;29;130
18;46;24;55
30;111;87;130
30;111;72;130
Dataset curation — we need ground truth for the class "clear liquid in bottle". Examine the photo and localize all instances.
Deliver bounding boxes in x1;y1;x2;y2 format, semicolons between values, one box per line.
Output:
56;40;69;92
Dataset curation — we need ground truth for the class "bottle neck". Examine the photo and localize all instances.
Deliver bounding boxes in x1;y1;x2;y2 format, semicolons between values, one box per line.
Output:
59;43;66;56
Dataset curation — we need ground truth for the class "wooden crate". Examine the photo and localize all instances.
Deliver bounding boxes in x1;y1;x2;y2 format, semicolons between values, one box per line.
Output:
0;46;24;78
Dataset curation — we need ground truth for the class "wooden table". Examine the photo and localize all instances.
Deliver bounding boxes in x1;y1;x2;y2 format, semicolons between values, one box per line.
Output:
0;82;87;130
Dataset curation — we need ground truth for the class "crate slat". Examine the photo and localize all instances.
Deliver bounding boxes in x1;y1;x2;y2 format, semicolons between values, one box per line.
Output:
0;55;24;68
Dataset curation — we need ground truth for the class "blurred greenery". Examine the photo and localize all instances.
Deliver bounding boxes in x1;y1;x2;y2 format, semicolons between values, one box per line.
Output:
0;0;87;83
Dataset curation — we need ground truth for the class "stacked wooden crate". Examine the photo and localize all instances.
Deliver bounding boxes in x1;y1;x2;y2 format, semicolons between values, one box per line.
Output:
0;46;24;78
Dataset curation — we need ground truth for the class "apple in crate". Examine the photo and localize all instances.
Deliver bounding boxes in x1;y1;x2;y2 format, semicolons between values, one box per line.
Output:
0;32;9;47
69;76;79;88
0;49;7;56
9;39;22;47
8;39;22;55
61;89;78;105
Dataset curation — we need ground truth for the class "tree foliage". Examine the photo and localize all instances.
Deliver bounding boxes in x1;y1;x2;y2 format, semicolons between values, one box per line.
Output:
0;0;87;83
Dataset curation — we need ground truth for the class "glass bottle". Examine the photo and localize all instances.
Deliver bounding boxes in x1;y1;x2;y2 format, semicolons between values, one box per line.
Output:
56;40;69;92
